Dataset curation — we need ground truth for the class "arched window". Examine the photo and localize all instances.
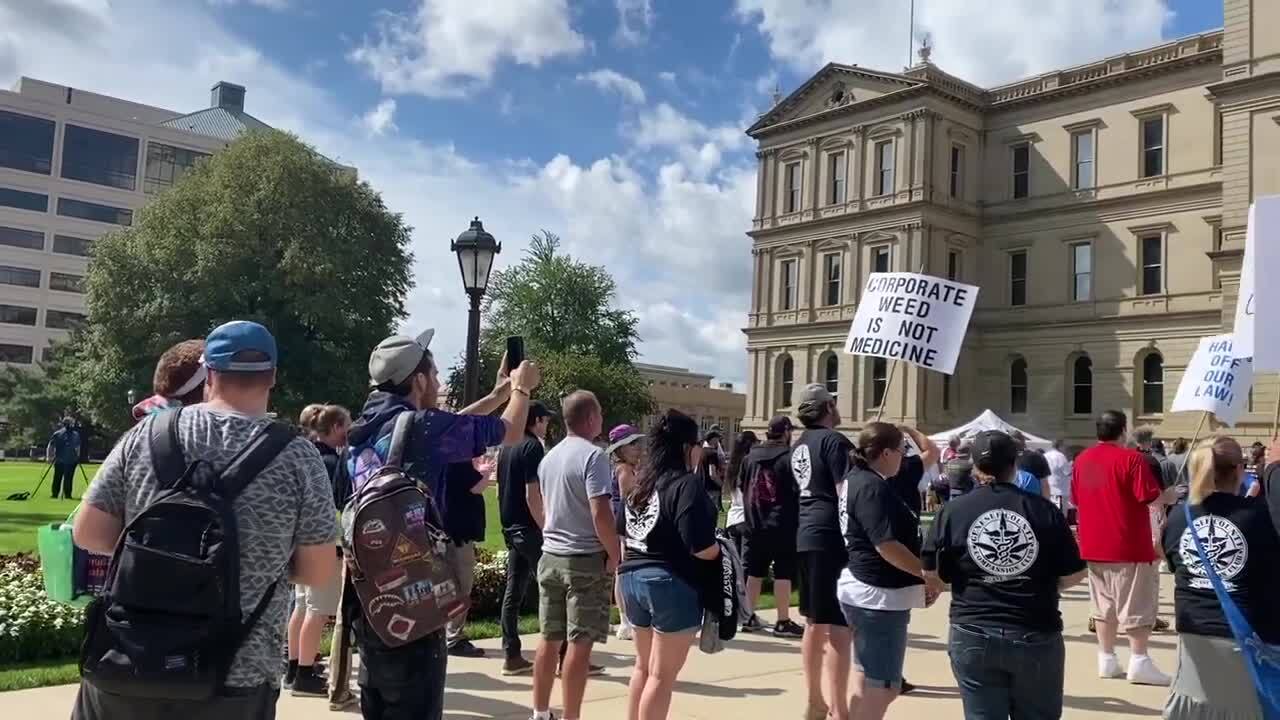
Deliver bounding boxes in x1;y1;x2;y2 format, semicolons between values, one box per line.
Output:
780;356;794;407
1142;353;1164;414
824;354;839;397
1072;355;1093;415
871;357;888;407
1010;357;1028;414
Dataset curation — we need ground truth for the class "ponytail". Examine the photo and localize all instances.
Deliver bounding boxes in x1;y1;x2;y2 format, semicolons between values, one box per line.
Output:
629;410;698;509
851;422;904;469
1187;437;1243;504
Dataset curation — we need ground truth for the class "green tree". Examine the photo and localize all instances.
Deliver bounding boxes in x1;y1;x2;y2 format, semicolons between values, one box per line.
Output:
447;231;651;434
0;342;80;451
73;130;413;435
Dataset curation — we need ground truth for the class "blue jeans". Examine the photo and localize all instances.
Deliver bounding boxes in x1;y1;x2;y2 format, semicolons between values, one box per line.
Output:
620;566;702;633
841;605;911;689
948;624;1065;720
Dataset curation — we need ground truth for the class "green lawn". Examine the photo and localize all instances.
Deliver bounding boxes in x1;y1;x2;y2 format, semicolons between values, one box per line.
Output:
0;462;99;555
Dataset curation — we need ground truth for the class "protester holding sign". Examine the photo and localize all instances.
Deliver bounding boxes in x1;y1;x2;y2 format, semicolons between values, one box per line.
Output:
845;272;979;375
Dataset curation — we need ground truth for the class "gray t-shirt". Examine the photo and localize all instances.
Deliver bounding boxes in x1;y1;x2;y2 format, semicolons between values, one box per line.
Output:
538;435;612;555
84;406;337;688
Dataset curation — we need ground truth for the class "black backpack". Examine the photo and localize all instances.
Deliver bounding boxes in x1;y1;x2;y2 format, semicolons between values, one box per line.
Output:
80;408;295;700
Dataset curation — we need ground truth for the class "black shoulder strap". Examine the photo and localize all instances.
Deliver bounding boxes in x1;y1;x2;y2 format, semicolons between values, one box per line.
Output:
218;422;297;500
149;408;187;490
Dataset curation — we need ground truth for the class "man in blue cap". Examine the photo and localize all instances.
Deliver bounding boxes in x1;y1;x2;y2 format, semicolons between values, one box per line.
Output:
73;320;339;720
344;329;541;720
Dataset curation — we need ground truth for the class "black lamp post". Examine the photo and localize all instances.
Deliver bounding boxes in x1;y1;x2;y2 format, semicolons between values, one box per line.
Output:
451;217;501;405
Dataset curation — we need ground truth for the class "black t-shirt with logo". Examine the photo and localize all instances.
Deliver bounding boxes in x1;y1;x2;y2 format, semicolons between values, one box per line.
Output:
618;470;718;589
1162;493;1280;643
843;466;923;589
923;483;1085;632
891;455;924;515
497;435;544;533
794;427;853;553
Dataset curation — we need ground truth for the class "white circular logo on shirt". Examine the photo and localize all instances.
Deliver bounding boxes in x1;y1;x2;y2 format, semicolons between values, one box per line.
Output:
792;445;813;498
624;492;660;553
966;509;1039;578
1178;515;1248;591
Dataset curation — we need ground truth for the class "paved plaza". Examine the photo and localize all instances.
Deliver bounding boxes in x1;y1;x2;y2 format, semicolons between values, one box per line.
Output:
2;576;1176;719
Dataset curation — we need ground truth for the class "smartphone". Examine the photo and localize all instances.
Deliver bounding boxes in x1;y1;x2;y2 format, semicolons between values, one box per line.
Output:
505;336;525;372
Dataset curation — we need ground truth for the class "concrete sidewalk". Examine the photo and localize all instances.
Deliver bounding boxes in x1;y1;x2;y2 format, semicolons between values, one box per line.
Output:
1;577;1179;719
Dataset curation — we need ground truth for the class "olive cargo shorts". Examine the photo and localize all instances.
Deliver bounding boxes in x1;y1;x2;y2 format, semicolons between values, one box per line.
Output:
537;551;612;644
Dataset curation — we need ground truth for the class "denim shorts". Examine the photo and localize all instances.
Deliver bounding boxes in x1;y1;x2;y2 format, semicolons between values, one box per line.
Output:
841;604;911;689
619;565;702;634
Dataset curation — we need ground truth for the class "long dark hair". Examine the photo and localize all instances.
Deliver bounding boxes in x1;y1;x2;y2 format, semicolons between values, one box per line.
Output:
727;431;758;492
629;409;699;509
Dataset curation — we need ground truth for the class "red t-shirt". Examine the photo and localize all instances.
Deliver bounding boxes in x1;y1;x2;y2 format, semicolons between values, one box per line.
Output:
1071;442;1163;563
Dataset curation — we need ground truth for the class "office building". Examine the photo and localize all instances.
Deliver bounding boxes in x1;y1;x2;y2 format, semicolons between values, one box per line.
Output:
637;362;747;437
0;78;277;363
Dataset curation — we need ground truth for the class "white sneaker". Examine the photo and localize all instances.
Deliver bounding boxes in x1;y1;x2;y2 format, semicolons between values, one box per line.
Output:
1098;654;1124;679
615;624;633;641
1127;655;1172;686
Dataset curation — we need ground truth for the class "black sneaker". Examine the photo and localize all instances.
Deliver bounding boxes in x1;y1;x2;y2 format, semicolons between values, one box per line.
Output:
502;656;534;676
290;667;327;697
283;660;298;688
1154;618;1170;632
448;639;486;658
773;619;804;638
556;663;605;678
741;615;766;633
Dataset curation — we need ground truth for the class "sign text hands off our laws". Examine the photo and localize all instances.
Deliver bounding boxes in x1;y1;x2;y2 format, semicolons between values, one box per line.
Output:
844;272;980;376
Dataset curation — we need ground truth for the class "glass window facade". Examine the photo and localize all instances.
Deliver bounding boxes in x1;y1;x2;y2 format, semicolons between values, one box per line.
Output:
1073;131;1095;189
52;235;93;257
0;265;40;288
823;253;841;306
45;309;86;330
144;142;210;194
0;187;49;213
785;162;801;213
1141;236;1162;295
1010;358;1028;414
0;109;55;175
61;124;140;190
876;141;894;196
872;358;888;407
829;152;845;204
781;259;798;310
1073;355;1093;415
873;246;891;273
1012;144;1030;198
0;226;44;251
780;357;794;407
0;304;37;326
1072;243;1092;301
1142;117;1165;178
824;354;839;397
1143;354;1164;414
1010;251;1027;306
57;198;133;226
0;343;34;364
49;272;85;293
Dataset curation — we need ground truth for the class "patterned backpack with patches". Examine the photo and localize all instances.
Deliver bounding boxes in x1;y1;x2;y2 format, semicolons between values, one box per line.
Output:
341;412;463;646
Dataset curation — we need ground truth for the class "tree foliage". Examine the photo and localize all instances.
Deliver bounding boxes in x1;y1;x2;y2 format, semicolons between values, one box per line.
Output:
73;130;413;434
0;342;79;450
447;231;651;435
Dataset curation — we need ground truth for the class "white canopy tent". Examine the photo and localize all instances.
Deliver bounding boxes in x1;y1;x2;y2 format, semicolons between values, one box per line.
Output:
928;409;1052;450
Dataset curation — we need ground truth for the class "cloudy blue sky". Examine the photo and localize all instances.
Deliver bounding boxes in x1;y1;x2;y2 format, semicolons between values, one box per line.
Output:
0;0;1223;387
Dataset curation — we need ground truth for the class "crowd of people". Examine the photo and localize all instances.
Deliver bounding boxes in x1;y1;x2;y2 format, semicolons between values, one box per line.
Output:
60;321;1280;720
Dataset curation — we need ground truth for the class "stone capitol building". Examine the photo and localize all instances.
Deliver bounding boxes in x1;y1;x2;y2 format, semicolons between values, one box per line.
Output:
742;0;1280;444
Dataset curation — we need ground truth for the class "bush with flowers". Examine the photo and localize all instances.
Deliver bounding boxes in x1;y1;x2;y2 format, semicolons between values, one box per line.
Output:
0;554;86;663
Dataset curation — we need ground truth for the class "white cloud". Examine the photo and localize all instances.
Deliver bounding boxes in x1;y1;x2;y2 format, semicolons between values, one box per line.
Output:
614;0;655;46
657;70;677;86
0;0;754;384
361;98;398;136
206;0;290;10
349;0;586;97
733;0;1173;86
576;68;646;104
627;102;747;163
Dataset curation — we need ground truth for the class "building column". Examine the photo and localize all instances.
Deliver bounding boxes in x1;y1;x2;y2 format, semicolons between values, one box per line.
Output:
754;151;767;220
809;138;822;211
852;126;866;204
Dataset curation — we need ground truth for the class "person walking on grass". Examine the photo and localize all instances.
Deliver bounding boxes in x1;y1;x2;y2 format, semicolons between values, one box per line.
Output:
924;430;1087;720
617;410;720;720
530;391;620;720
1072;410;1172;686
791;384;854;720
739;415;803;638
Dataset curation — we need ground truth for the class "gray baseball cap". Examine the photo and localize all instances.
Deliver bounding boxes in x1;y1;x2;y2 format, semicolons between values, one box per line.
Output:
368;329;435;386
798;383;834;405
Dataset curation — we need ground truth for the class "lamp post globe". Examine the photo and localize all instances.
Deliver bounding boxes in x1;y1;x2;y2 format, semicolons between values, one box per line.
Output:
126;389;136;407
451;217;501;405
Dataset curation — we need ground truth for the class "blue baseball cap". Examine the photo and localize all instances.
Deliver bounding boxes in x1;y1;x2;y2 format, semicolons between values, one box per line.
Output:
203;321;277;372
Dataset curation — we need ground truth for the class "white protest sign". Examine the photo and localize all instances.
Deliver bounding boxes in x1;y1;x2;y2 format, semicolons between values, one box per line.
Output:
1231;203;1256;359
844;272;979;375
1249;196;1280;369
1171;334;1254;426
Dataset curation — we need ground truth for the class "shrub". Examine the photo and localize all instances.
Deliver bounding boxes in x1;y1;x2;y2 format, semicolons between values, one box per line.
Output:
0;554;86;663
